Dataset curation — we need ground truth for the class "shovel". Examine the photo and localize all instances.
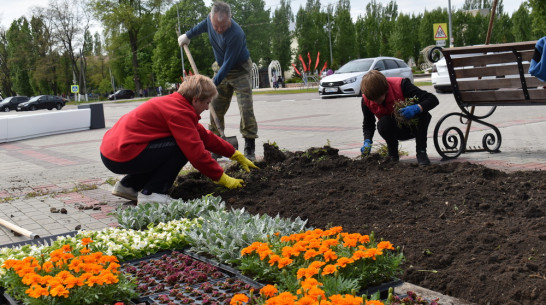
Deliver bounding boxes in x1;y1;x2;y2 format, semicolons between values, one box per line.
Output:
182;44;239;150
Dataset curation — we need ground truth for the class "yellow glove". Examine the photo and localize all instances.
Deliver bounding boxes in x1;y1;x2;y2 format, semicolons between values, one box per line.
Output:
215;173;244;189
230;150;259;172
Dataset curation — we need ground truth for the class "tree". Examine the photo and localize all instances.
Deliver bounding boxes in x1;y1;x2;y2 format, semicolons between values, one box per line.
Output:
529;0;546;37
228;0;271;66
90;0;171;94
270;0;293;72
45;0;92;94
388;13;415;62
511;3;533;41
6;18;34;96
153;0;212;85
294;0;329;70
0;30;14;97
332;0;356;66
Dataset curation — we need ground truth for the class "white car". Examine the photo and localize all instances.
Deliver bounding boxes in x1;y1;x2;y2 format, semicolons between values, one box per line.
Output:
319;57;414;98
431;57;452;93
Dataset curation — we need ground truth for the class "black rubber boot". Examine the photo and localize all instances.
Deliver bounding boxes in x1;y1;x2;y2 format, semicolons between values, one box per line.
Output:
416;150;431;166
387;144;399;162
244;138;256;161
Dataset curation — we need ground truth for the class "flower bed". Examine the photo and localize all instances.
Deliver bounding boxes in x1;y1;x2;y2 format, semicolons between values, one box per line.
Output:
0;196;440;305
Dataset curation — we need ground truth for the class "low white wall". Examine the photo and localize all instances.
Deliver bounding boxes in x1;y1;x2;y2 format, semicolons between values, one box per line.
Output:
0;109;91;143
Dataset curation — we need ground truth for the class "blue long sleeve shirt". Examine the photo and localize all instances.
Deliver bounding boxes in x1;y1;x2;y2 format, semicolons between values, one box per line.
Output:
186;16;250;86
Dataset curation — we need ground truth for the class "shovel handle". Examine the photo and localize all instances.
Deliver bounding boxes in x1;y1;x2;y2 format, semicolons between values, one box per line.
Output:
182;44;226;138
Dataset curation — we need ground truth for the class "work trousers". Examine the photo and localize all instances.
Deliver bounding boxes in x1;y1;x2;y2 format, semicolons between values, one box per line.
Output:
101;137;187;194
377;112;432;154
210;58;258;139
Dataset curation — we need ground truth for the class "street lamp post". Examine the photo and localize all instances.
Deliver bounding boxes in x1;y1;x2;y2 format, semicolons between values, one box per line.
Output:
448;0;453;47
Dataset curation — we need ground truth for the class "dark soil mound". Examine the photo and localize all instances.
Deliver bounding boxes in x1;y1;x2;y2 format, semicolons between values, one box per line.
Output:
171;143;546;305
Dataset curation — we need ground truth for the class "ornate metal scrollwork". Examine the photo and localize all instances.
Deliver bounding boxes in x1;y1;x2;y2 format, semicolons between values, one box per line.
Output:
433;112;502;160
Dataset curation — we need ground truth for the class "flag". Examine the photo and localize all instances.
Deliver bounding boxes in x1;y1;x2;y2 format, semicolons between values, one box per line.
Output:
315;52;320;70
291;63;302;76
320;61;328;74
298;54;307;72
307;52;312;72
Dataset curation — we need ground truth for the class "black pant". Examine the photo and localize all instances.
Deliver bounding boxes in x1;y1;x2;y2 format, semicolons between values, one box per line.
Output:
377;112;431;154
101;137;188;194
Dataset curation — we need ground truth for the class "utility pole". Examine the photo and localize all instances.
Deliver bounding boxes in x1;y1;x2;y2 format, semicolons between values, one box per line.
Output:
448;0;454;47
327;5;333;65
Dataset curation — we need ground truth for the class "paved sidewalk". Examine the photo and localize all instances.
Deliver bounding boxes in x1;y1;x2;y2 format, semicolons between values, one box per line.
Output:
0;86;545;245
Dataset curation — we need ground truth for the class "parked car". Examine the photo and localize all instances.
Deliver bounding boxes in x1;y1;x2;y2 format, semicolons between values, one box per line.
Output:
17;95;68;111
319;57;414;98
108;89;135;100
431;57;452;93
0;96;30;112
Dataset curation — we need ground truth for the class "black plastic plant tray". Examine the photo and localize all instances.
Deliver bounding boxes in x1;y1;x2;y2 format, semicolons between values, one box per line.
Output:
359;278;403;299
123;250;263;305
0;231;78;249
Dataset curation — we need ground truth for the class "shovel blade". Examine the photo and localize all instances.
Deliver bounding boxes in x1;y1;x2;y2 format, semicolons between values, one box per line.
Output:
223;136;239;150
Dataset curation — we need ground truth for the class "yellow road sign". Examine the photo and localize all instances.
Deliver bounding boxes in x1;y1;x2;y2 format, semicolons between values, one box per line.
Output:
71;85;79;93
433;23;448;40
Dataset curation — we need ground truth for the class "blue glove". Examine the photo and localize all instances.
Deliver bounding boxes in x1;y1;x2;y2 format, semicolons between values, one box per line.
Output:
399;104;421;119
360;139;373;155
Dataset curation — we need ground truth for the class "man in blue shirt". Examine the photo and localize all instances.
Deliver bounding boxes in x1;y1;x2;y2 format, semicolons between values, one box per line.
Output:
178;1;258;160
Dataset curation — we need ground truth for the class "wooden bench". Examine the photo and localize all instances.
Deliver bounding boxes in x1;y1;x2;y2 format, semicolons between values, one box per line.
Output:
432;41;545;159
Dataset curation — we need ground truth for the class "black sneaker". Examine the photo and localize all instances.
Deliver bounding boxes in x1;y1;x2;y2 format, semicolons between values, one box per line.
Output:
416;151;430;166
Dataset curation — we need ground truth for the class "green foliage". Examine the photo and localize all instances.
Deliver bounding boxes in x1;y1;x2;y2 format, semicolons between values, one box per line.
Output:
230;0;272;67
187;207;308;265
271;0;294;72
529;0;546;37
113;195;226;230
333;0;357;66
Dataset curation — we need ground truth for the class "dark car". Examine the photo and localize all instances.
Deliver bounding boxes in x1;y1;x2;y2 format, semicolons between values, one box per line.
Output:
108;89;135;100
17;95;68;111
0;96;30;112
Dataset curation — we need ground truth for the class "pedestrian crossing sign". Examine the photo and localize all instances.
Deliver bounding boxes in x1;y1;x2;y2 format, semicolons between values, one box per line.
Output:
433;23;448;40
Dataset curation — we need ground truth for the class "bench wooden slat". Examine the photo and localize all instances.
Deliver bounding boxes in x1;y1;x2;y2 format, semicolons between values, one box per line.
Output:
457;76;542;90
460;89;546;106
441;41;537;55
451;50;534;67
454;63;530;78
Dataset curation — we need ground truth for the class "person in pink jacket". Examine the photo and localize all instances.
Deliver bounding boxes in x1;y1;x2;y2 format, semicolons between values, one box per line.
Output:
100;75;257;204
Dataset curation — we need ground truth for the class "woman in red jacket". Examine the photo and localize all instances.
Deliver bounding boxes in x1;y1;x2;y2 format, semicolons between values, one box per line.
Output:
360;70;439;165
100;75;257;204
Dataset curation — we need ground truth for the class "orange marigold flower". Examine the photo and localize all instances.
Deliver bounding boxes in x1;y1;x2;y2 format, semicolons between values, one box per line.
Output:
297;268;307;279
42;261;54;273
300;277;321;289
50;284;70;298
322;249;338;262
21;273;41;286
260;284;278;298
277;257;293;269
364;248;383;260
359;234;371;244
377;241;394;250
323;226;343;236
322;238;339;248
365;300;385;305
321;264;337;276
2;259;19;269
352;250;366;260
80;248;91;254
335;257;354;268
303;249;320;260
304;267;319;278
308;261;326;269
295;295;315;305
61;244;71;252
268;254;281;267
25;284;48;298
265;291;297;305
81;237;94;246
230;293;249;304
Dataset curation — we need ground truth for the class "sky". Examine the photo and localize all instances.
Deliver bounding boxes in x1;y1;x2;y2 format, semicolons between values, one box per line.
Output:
0;0;527;30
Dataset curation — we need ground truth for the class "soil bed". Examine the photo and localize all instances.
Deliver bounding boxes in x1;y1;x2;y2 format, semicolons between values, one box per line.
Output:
171;144;546;305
